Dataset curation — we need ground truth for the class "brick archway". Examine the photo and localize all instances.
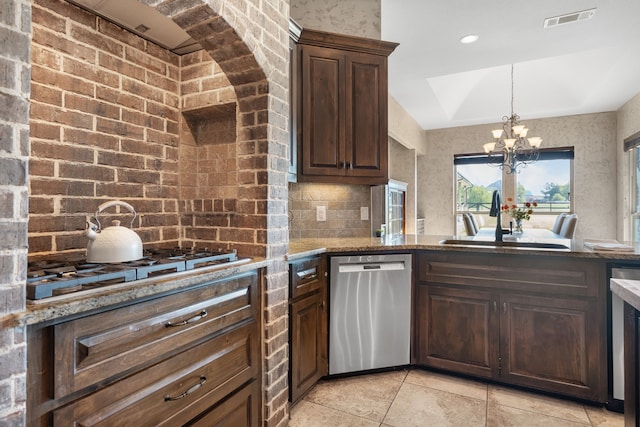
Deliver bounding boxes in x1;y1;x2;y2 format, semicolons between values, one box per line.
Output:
140;2;290;426
142;0;274;259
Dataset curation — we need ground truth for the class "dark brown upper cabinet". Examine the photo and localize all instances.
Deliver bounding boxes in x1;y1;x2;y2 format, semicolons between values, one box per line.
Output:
296;29;398;185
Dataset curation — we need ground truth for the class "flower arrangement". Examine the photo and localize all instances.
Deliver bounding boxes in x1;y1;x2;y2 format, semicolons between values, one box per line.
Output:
501;197;538;221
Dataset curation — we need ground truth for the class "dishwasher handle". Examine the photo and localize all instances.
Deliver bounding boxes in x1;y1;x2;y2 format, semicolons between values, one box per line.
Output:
338;261;406;273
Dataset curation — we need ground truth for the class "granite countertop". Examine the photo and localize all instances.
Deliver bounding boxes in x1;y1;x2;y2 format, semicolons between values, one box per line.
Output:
3;257;269;328
288;234;640;261
610;278;640;312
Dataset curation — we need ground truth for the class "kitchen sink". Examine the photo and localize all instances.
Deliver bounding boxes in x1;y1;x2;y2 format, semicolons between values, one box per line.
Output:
439;239;571;250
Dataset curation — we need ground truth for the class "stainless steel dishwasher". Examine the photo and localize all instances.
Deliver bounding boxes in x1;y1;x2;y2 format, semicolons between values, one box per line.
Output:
329;253;411;375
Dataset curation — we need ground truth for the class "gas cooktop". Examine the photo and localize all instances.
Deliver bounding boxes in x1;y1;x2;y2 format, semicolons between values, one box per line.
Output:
27;248;240;300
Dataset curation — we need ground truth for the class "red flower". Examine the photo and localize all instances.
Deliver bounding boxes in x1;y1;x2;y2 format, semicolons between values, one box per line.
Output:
501;199;537;221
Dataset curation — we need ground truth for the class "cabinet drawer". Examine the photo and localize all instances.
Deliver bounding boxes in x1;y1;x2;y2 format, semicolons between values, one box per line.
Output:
53;322;258;426
418;251;604;297
188;380;260;427
290;257;322;299
54;272;258;398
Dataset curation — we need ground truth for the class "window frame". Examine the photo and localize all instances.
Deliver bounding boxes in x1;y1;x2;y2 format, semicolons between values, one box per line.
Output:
454;147;575;233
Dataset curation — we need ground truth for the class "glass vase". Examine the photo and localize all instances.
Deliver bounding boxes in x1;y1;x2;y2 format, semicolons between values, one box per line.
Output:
514;219;523;233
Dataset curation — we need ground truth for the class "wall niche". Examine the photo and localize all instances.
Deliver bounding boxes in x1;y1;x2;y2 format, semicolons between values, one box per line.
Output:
183;103;237;146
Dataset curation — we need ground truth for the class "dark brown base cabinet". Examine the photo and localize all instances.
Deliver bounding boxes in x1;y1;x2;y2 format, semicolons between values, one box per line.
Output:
27;270;262;427
414;251;607;402
289;256;328;402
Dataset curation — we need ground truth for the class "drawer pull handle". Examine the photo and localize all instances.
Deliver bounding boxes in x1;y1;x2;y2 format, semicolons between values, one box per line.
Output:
296;267;318;281
165;310;208;327
164;376;207;401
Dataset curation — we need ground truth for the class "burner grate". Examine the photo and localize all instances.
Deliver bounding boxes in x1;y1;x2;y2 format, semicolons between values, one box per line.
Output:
27;248;239;300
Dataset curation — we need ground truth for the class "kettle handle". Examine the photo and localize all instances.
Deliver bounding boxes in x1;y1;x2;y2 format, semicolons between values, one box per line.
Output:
94;200;137;229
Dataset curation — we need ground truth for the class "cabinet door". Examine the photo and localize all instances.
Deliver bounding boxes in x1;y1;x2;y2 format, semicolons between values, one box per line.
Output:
290;290;327;402
414;284;499;379
500;293;606;401
344;52;388;179
299;45;345;177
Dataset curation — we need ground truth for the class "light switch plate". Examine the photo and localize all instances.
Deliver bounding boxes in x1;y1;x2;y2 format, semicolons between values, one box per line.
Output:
316;205;326;222
361;206;369;220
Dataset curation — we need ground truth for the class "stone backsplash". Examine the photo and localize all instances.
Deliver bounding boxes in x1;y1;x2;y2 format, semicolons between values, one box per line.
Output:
289;182;372;239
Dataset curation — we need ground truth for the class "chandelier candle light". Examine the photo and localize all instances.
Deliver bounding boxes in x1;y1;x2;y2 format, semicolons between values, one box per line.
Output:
483;64;542;174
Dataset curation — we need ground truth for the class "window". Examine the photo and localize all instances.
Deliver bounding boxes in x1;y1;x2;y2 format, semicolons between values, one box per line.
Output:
631;147;640;242
626;131;640;242
455;148;574;235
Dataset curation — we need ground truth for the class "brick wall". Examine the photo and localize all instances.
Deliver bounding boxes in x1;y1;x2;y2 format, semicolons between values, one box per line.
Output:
25;0;291;425
29;0;184;256
28;0;285;260
0;0;29;423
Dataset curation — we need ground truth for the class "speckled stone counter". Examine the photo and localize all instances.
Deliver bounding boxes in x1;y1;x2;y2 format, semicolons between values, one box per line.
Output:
610;278;640;311
288;234;640;261
3;257;269;328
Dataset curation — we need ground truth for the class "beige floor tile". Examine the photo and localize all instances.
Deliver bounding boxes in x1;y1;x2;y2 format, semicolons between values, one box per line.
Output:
405;369;488;401
584;406;625;427
383;381;486;427
487;403;590;426
303;371;405;422
289;400;380;427
488;385;590;425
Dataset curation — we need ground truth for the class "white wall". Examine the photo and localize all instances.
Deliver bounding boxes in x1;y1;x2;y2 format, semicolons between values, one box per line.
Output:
420;112;618;239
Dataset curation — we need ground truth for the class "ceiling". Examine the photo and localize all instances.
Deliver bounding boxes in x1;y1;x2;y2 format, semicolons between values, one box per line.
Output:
381;0;640;130
69;0;640;131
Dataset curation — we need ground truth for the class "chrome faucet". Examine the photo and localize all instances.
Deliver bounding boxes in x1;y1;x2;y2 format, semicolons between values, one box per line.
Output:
489;190;512;242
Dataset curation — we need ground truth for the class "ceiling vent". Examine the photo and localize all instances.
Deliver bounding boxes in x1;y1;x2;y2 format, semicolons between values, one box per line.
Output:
544;8;596;28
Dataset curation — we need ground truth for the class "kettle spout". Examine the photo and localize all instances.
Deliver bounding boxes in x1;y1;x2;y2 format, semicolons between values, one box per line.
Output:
84;217;99;241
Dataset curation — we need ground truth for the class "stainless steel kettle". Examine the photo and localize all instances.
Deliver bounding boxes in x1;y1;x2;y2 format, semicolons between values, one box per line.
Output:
84;201;143;263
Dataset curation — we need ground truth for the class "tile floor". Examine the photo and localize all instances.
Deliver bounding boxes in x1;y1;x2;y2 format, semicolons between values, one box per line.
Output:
289;369;624;427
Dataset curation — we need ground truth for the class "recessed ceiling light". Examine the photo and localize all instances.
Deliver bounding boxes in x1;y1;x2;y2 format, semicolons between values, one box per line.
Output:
460;34;479;44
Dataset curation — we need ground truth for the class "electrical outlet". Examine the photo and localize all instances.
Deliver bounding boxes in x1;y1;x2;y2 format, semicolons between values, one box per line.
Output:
361;206;369;220
316;205;326;222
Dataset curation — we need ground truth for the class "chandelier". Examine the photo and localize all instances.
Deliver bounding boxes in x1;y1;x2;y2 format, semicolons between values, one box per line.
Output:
483;65;542;174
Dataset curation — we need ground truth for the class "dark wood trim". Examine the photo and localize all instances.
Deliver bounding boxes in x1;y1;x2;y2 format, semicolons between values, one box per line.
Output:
298;28;398;57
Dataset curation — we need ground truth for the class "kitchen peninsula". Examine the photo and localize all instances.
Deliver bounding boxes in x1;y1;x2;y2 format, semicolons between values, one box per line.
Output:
289;234;640;408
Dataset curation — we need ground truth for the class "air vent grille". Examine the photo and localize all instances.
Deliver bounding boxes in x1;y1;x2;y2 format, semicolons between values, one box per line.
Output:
544;8;596;28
